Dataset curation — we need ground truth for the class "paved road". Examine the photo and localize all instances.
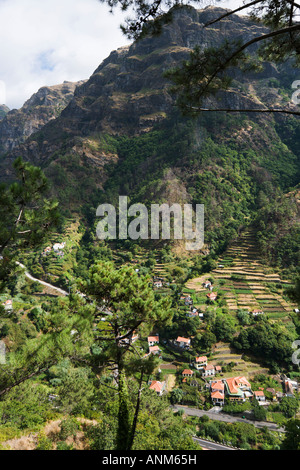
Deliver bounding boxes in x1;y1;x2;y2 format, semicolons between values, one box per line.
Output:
16;261;69;296
173;405;285;433
192;436;236;451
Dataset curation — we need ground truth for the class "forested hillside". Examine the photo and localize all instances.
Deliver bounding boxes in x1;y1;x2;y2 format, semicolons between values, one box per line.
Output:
0;5;299;451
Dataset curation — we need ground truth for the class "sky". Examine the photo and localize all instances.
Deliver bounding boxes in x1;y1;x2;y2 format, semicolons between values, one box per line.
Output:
0;0;244;109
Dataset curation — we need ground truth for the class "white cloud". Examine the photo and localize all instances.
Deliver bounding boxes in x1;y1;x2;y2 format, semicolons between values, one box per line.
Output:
0;0;131;109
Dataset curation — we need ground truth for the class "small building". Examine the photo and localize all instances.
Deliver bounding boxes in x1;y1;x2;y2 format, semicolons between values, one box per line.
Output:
202;364;216;378
149;380;165;396
3;299;12;311
266;388;276;400
187;309;199;318
190;379;199;387
203;281;212;289
149;345;161;356
176;336;191;349
182;369;194;378
184;296;193;306
252;309;264;316
53;242;65;252
194;356;208;370
148;335;159;347
207;292;217;302
211;391;225;406
285;380;295;397
153;281;163;288
254;390;266;402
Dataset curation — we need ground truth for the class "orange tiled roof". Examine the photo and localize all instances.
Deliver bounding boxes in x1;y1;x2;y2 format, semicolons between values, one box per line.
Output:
226;376;250;395
195;356;207;363
149;381;163;392
211;391;224;399
177;336;190;343
182;369;193;375
148;336;159;342
211;381;224;391
204;364;215;370
149;345;160;353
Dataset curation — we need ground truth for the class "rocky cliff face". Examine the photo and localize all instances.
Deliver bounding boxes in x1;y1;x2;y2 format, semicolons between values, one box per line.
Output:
0;105;9;120
0;80;85;155
1;6;278;166
0;5;299;199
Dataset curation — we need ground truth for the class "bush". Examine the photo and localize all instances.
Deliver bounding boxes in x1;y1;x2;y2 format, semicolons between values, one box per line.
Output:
58;417;80;441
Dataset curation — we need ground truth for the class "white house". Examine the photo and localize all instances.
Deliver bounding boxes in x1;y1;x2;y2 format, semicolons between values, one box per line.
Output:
53;242;66;252
202;364;216;378
176;336;191;349
149;380;165;396
148;335;159;347
194;356;208;370
254;390;266;402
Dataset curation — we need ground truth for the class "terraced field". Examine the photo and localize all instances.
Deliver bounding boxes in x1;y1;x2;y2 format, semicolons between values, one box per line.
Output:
186;228;298;322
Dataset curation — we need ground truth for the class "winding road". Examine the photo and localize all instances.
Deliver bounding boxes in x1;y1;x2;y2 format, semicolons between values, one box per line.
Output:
173;405;285;433
16;261;69;296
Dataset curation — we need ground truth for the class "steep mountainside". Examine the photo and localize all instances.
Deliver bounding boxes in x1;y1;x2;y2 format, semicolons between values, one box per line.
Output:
0;80;85;155
0;5;299;269
0;105;9;120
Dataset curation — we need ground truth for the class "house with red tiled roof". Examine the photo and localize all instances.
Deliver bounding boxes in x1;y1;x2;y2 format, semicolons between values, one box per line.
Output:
206;292;217;302
176;336;191;349
182;369;194;378
224;376;252;401
148;335;159;347
194;356;208;370
254;390;266;402
211;390;225;405
149;380;165;396
149;345;161;356
210;381;225;405
202;364;216;378
252;309;264;316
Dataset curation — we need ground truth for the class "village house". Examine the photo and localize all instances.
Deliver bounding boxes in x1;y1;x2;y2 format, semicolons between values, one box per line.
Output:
266;388;276;401
42;246;52;256
187;308;199;318
202;280;212;289
149;380;165;396
149;345;161;356
175;336;191;349
194;356;208;370
202;364;216;378
182;369;194;378
210;380;225;406
3;299;13;311
206;292;217;302
224;376;253;402
184;296;193;306
252;309;264;316
148;335;159;347
254;390;266;402
153;280;163;288
53;242;66;252
190;379;199;388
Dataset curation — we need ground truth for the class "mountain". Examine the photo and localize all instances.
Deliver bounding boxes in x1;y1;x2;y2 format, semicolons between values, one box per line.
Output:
0;5;299;270
0;80;85;155
0;105;9;120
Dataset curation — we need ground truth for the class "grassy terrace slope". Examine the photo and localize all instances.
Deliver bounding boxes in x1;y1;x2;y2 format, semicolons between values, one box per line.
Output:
187;227;298;322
